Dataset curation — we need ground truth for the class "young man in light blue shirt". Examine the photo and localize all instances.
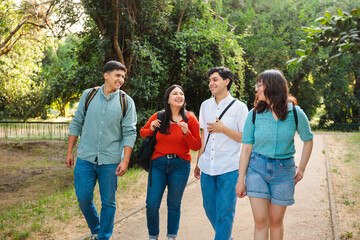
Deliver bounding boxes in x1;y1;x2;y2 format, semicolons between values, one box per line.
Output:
65;61;137;240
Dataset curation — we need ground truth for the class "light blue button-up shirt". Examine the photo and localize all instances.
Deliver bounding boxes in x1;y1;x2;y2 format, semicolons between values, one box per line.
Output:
69;85;137;165
242;103;313;159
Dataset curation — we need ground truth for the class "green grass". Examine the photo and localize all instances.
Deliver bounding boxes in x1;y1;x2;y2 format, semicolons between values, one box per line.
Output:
0;167;146;239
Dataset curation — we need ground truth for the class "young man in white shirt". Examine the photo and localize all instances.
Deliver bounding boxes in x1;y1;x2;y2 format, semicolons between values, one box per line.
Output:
194;67;248;240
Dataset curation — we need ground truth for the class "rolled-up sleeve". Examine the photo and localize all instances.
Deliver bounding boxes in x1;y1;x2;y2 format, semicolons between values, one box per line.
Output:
296;107;314;142
69;89;89;136
121;95;137;148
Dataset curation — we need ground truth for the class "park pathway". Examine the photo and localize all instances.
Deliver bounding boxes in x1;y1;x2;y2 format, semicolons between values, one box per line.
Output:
112;134;333;239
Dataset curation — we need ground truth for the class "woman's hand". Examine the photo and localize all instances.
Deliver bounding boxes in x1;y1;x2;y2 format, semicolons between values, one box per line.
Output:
194;165;201;179
235;180;247;198
177;121;189;135
150;119;161;131
293;166;305;185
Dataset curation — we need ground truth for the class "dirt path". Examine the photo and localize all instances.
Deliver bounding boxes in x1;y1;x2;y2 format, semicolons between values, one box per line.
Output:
111;134;333;240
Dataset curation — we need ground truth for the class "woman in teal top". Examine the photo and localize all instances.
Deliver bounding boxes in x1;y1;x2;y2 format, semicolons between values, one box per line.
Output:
236;69;313;240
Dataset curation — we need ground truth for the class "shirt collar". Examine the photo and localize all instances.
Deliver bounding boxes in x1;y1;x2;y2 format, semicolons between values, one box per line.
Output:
213;93;233;106
100;85;119;100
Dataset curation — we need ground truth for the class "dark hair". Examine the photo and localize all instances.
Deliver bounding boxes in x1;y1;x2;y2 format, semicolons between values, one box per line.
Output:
206;67;234;90
159;84;188;134
103;60;127;73
254;69;289;121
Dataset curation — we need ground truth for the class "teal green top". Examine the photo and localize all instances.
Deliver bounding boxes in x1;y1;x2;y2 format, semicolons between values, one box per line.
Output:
242;103;313;159
69;85;137;165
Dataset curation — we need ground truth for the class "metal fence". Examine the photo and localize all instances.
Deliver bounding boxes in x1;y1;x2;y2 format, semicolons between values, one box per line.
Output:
0;121;70;140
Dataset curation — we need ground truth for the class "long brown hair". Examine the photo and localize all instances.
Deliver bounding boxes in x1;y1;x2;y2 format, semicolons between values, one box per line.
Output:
254;69;290;121
159;85;188;134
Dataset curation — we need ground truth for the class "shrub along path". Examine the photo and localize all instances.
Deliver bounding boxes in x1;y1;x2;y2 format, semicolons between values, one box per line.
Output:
111;134;333;240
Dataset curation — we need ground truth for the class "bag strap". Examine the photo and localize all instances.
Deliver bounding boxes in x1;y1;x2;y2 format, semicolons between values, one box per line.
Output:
119;90;128;117
84;86;100;116
293;105;298;128
149;110;164;187
252;105;298;129
85;87;128;118
203;99;236;151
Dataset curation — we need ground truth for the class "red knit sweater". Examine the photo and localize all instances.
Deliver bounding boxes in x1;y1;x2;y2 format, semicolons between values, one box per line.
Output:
140;112;201;161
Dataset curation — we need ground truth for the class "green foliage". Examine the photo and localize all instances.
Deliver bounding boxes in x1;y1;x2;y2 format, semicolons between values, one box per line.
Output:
288;7;360;67
39;31;105;116
313;57;360;124
288;7;360;123
0;0;50;119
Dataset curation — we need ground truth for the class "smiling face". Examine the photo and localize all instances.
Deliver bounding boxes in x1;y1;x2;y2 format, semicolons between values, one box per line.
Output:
104;69;126;92
208;72;229;96
168;87;185;108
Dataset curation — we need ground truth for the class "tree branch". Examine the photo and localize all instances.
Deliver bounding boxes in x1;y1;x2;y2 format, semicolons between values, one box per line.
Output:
209;9;236;32
0;16;29;49
112;0;125;64
0;34;23;56
177;0;189;33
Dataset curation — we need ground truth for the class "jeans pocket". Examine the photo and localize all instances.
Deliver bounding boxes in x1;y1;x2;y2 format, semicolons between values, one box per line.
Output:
279;158;295;169
250;152;256;162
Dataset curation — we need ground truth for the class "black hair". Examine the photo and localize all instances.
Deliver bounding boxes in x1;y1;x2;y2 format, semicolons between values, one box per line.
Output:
206;66;234;90
103;60;127;73
159;84;188;134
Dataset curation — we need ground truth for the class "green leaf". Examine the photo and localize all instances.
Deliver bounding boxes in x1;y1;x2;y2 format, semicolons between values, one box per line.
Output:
337;8;343;16
325;11;332;19
329;53;342;60
296;49;306;56
337;43;349;50
315;17;325;23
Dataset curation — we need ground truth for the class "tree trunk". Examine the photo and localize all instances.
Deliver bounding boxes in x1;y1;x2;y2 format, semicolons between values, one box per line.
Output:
291;72;305;97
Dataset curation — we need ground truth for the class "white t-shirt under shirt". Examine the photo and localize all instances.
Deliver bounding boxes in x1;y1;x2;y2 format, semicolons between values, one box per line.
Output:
198;93;248;176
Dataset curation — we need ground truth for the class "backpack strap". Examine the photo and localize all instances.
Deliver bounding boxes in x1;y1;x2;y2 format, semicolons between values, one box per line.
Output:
252;105;298;129
293;105;298;129
252;108;256;125
203;99;237;152
84;86;100;116
119;90;128;117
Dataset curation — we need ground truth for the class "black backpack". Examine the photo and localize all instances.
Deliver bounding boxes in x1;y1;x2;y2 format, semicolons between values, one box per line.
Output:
84;86;127;117
136;111;164;173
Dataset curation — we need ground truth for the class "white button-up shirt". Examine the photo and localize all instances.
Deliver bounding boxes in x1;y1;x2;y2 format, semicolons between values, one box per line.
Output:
198;94;248;176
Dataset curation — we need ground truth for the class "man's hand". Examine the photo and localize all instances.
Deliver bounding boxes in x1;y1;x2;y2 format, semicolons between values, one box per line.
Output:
115;161;129;176
207;117;225;134
194;165;201;179
65;152;74;168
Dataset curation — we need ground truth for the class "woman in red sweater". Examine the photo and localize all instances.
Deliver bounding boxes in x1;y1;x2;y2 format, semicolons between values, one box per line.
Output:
140;84;201;240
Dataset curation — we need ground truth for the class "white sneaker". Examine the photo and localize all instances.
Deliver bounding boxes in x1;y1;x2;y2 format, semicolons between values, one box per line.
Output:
168;238;176;240
90;234;98;240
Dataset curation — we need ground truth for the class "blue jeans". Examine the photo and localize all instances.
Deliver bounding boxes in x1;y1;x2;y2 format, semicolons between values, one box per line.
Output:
200;170;238;240
74;158;118;240
146;156;191;239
